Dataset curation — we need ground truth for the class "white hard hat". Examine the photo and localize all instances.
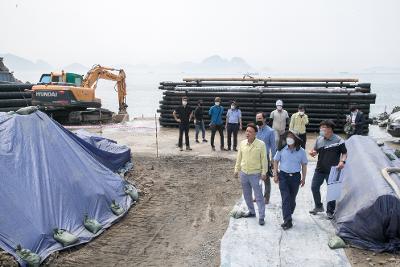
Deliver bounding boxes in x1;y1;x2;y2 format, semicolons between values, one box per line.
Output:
276;100;283;106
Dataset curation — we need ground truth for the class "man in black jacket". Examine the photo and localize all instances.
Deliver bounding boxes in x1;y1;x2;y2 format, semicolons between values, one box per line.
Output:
346;106;365;136
173;96;193;151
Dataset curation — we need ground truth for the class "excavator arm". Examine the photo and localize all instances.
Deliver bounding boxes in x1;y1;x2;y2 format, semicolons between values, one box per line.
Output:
82;64;128;114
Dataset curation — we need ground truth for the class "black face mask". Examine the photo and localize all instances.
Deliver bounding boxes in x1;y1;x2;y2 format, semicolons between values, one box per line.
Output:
256;121;263;126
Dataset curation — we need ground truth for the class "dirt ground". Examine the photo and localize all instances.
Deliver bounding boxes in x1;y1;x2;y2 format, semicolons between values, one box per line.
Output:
345;248;400;267
47;154;241;267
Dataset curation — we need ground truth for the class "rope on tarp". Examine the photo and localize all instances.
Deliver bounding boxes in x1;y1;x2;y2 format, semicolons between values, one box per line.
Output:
381;167;400;198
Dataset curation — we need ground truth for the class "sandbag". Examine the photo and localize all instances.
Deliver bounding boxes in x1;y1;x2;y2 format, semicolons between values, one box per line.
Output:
328;236;346;249
15;106;38;115
15;245;40;267
53;228;79;246
124;184;139;201
111;200;124;216
83;215;103;234
229;205;248;219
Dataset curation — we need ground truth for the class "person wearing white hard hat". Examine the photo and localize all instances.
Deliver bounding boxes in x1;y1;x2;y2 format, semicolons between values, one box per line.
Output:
270;100;289;147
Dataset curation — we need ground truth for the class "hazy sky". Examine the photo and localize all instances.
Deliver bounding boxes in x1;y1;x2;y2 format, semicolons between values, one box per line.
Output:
1;0;399;72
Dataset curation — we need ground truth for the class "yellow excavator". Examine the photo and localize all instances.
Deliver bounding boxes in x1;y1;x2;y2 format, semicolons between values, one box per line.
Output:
31;64;129;124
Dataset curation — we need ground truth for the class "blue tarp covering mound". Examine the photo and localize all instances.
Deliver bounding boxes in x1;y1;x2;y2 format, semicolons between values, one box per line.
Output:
335;136;400;252
72;129;131;172
0;111;134;265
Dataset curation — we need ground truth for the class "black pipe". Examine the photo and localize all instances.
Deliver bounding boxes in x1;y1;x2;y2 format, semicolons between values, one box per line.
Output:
0;99;31;108
0;92;32;99
0;84;34;92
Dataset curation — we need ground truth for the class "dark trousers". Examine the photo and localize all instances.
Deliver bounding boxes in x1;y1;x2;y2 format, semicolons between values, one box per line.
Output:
264;175;271;202
278;171;301;222
210;124;224;148
311;171;336;214
178;123;190;148
227;123;239;149
298;133;306;149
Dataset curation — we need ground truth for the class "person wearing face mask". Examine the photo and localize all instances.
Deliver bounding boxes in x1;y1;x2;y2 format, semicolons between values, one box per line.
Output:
270;100;289;147
309;120;347;220
225;101;242;151
346;105;365;137
255;112;276;204
273;131;308;230
208;97;226;151
234;123;267;226
194;100;208;143
173;96;193;151
289;104;309;149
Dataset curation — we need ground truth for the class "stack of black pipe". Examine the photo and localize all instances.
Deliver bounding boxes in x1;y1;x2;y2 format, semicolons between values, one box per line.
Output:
0;83;33;112
158;79;376;133
158;78;376;133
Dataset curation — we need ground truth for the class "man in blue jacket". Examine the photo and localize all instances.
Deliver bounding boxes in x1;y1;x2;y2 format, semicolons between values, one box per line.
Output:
256;112;276;204
209;97;227;151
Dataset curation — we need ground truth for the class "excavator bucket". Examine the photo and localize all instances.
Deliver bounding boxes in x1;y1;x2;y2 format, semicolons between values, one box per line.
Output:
113;112;129;123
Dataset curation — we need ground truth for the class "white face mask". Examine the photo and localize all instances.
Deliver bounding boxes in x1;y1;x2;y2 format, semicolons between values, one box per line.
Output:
215;102;220;106
231;105;235;109
277;106;283;111
299;111;304;115
182;101;187;106
286;137;295;145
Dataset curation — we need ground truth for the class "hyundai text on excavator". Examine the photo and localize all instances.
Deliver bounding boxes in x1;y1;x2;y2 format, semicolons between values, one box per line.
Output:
31;64;129;124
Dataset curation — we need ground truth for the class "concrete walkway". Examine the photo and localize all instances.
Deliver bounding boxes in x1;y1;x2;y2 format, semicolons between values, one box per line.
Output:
220;162;350;267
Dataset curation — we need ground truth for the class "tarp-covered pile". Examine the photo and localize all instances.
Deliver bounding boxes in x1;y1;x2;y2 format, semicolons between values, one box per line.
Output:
0;110;134;265
335;136;400;252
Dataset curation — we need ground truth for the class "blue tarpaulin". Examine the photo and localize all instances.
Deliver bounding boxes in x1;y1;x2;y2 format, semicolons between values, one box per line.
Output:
334;136;400;252
0;111;134;265
72;129;131;172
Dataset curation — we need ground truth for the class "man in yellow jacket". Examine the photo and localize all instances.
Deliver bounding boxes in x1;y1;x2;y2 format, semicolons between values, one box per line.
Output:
234;123;267;226
289;104;309;148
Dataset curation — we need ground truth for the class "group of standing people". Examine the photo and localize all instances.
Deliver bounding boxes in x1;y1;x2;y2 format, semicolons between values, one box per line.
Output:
173;96;243;151
173;96;359;229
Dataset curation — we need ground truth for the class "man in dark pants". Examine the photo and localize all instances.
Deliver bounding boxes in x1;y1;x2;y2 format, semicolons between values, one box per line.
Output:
346;105;365;136
309;120;347;219
289;104;309;149
255;112;276;204
225;101;242;151
273;131;308;230
173;96;193;151
209;97;226;151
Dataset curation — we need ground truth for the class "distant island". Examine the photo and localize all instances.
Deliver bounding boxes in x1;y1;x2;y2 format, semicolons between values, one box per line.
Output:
0;53;256;75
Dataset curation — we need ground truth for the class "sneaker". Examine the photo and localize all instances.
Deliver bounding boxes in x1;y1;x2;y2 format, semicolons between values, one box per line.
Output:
281;220;293;230
309;206;324;215
221;147;228;151
326;212;334;220
186;146;192;151
227;147;231;151
195;140;200;143
259;219;265;226
233;148;238;152
211;146;216;151
202;139;208;143
243;212;256;218
179;147;183;151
